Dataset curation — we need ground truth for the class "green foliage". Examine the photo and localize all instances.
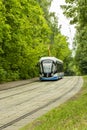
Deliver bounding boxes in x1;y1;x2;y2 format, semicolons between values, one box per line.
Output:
75;25;87;74
0;0;51;82
61;0;87;75
37;0;52;22
52;34;70;59
61;1;78;24
0;67;7;82
0;0;71;82
49;33;72;75
75;42;87;74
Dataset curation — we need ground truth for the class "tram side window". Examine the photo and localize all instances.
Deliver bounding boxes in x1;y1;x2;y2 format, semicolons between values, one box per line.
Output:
52;63;57;73
57;64;63;72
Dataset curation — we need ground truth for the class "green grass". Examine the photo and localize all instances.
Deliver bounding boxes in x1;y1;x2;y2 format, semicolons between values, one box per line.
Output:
20;76;87;130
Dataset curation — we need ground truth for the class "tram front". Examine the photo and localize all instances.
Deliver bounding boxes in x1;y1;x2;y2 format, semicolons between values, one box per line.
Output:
39;58;57;81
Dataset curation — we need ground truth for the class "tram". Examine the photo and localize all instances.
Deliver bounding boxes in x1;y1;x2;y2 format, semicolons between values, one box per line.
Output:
39;57;64;81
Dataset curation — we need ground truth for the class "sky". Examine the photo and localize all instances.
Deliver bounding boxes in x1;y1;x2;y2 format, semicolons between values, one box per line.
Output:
50;0;76;49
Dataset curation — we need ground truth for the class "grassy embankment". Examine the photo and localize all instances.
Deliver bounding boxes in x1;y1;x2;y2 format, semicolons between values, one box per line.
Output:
20;76;87;130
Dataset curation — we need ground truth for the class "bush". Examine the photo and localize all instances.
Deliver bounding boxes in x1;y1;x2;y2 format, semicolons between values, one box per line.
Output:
0;67;7;82
6;71;20;81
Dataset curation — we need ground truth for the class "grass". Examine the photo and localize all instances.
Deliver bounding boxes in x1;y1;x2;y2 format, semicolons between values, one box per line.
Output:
20;76;87;130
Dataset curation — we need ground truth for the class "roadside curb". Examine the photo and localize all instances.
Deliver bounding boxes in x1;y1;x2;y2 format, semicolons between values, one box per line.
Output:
0;78;38;91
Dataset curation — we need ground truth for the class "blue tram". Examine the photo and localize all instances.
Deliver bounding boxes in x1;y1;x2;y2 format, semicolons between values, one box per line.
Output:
39;57;64;81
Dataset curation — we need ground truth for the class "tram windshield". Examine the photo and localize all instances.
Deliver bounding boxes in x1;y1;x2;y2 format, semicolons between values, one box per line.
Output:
42;60;52;73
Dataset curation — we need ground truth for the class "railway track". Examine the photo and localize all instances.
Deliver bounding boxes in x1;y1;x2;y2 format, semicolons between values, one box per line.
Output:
0;76;83;130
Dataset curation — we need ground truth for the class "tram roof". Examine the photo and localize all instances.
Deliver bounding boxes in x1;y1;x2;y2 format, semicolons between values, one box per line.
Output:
39;57;63;63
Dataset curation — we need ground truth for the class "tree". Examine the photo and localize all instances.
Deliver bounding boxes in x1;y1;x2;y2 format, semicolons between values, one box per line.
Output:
61;0;87;75
0;0;72;82
0;0;51;81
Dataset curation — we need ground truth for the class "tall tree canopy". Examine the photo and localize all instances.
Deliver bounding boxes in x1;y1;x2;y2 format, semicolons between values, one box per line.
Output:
61;0;87;74
0;0;70;82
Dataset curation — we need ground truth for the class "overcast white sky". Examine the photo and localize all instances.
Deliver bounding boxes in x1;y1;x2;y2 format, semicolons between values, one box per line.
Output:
50;0;76;48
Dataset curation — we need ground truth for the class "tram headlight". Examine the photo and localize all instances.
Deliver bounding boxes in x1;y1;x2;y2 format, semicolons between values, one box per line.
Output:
51;73;54;76
42;73;44;77
54;73;57;76
40;73;44;77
